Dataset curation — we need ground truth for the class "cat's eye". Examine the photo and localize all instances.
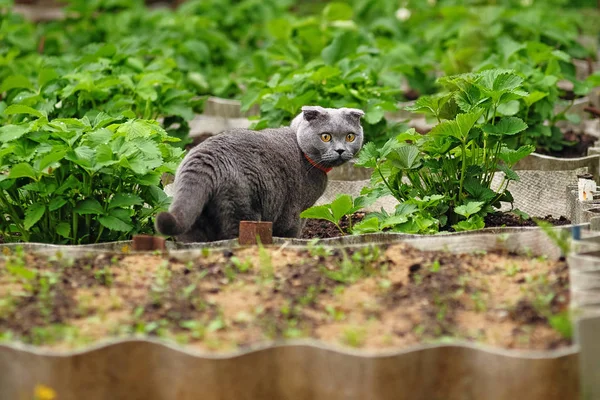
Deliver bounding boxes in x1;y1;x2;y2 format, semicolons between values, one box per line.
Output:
346;133;356;142
320;133;332;142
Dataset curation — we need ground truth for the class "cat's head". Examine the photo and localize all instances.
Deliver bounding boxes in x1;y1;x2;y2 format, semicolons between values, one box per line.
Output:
292;106;365;168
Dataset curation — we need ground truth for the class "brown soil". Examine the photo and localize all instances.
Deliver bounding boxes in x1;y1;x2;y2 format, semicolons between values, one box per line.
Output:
484;213;571;228
301;212;571;239
301;213;366;239
0;243;571;352
537;129;598;158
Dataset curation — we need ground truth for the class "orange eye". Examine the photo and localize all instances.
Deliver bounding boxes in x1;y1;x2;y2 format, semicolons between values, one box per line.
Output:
346;133;356;142
320;133;332;142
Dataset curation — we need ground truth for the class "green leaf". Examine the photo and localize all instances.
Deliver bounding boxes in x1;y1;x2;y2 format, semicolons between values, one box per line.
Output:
429;119;461;139
355;142;378;168
493;73;523;92
381;214;410;229
455;108;484;139
48;197;68;211
322;2;353;20
464;179;497;202
351;217;380;234
300;205;335;223
56;222;71;238
454;202;484;218
0;124;29;143
109;193;144;209
404;94;445;116
388;145;421;170
452;215;485;232
364;105;385;125
8;163;38;180
330;194;354;222
483;117;528;136
24;203;45;230
0;75;34;92
39;149;67;170
524;91;548;107
38;69;59;88
322;31;358;65
75;199;105;215
496;100;520;116
497;164;520;181
497;145;535;165
98;215;133;232
3;104;44;118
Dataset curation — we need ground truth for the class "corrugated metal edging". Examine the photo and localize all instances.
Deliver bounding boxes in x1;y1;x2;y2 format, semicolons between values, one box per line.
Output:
0;224;590;255
576;316;600;400
0;340;579;400
0;227;589;400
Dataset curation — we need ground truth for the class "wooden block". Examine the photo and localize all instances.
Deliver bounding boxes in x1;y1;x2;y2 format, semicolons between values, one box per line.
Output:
152;236;166;251
132;235;156;251
238;221;273;245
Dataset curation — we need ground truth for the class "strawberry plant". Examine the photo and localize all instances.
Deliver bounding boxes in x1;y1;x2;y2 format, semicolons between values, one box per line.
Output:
353;69;535;233
300;194;365;235
0;109;183;243
0;42;198;145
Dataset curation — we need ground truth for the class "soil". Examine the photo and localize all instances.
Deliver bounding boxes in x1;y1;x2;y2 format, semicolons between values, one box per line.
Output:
301;213;366;239
301;212;571;239
537;129;598;158
0;243;571;352
484;213;571;228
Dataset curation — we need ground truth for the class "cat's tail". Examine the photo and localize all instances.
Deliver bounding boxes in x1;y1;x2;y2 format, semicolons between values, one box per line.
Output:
155;173;211;237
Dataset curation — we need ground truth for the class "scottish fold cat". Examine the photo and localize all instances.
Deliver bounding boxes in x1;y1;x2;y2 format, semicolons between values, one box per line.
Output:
155;106;364;242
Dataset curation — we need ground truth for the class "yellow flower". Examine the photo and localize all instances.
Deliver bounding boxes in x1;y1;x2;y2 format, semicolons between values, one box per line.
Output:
34;384;57;400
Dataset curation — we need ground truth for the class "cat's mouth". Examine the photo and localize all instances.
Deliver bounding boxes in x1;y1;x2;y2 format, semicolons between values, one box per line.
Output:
324;155;349;167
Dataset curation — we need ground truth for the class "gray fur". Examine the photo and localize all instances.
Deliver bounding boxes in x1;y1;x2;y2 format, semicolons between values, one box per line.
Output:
156;106;364;242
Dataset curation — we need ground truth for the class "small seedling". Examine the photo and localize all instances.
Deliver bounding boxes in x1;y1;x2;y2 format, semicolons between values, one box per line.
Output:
341;326;367;348
505;263;520;277
300;194;365;235
325;305;346;321
299;285;319;306
230;256;253;273
471;291;487;312
307;238;333;258
257;240;274;282
180;320;206;339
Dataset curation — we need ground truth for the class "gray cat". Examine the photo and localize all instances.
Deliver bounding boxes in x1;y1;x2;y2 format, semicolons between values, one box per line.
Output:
155;106;365;242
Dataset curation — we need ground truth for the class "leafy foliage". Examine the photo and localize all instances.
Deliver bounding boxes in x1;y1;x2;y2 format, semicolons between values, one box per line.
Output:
354;69;535;233
300;194;365;235
0;111;183;243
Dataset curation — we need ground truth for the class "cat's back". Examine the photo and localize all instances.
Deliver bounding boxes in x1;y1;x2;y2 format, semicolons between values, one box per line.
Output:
191;127;297;156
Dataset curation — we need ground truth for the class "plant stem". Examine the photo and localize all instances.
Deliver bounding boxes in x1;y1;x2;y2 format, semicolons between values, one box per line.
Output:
334;222;345;236
458;141;468;203
377;164;400;200
95;225;105;243
72;209;78;245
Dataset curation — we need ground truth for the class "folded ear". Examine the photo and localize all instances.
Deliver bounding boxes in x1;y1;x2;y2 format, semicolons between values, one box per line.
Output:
343;108;365;123
301;106;326;122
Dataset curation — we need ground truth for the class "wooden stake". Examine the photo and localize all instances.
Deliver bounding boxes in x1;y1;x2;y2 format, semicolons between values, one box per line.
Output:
132;235;166;251
238;221;273;245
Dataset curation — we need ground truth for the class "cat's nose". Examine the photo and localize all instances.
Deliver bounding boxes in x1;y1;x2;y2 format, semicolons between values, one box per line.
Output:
335;149;344;155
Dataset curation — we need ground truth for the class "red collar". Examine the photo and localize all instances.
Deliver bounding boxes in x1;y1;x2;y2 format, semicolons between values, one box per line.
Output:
304;153;332;174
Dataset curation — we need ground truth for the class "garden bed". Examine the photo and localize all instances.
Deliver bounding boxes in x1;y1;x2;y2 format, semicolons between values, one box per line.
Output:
0;240;571;352
0;229;585;400
301;212;572;239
